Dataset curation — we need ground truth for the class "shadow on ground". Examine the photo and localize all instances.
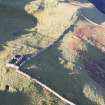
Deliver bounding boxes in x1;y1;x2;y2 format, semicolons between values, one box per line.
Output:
77;42;105;89
21;43;98;105
0;0;31;9
0;4;37;51
79;6;105;24
0;90;30;105
79;0;89;3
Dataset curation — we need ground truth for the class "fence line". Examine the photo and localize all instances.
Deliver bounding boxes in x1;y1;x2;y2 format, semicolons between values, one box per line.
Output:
16;69;76;105
14;14;78;105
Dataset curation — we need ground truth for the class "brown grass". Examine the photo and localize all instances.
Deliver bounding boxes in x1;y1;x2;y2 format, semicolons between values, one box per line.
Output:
73;25;105;52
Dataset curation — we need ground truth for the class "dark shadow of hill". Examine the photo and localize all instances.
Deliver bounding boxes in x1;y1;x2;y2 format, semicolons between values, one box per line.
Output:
79;6;105;24
79;0;89;3
0;3;37;51
0;0;31;10
0;90;30;105
21;43;97;105
76;41;105;89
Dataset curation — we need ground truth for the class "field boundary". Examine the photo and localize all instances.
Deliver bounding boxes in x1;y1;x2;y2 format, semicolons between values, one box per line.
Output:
14;14;79;105
16;69;76;105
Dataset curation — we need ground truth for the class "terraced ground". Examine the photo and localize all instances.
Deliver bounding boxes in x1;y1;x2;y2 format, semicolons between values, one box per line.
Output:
0;0;105;105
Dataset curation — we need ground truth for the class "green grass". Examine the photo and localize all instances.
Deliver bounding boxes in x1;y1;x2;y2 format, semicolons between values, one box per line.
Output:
0;4;35;45
0;3;66;105
22;35;105;105
1;1;105;105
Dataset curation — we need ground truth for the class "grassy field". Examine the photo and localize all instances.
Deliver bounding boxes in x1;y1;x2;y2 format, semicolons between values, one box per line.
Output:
22;31;105;105
0;3;67;105
1;0;105;105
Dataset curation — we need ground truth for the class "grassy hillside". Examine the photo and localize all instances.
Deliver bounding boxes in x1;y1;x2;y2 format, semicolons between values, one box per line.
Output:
0;1;69;105
22;1;105;104
22;33;105;105
0;0;105;105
